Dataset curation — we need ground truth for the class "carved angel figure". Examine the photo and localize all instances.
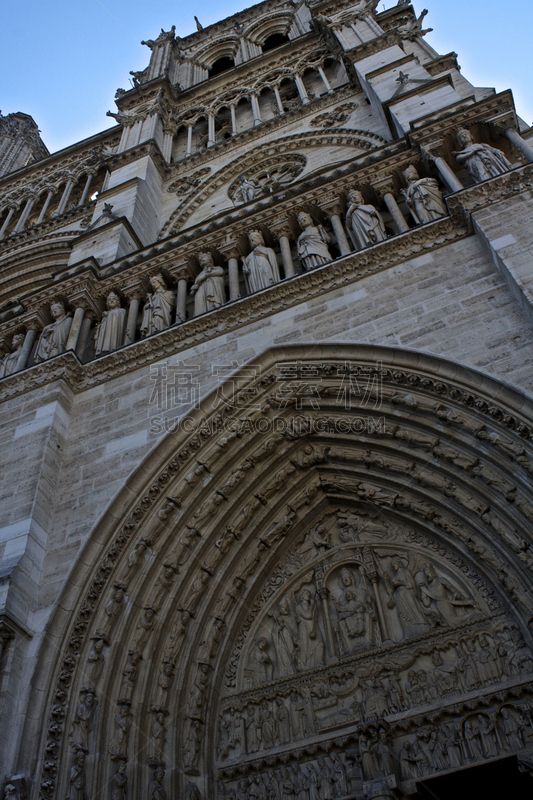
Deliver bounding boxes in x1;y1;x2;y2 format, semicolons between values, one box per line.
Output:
415;562;474;625
295;588;325;670
269;598;298;676
385;555;430;639
453;128;512;183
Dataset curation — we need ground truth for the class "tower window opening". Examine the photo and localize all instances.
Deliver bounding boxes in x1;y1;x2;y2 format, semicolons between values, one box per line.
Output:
262;33;290;52
209;57;235;78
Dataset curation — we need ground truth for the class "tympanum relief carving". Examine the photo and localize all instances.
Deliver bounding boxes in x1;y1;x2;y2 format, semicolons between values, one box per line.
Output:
216;509;533;796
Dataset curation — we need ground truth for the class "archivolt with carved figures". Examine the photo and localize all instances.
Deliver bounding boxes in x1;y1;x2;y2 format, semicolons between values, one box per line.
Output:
21;345;533;800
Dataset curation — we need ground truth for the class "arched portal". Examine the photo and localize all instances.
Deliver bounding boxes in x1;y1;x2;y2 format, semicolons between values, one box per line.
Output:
23;345;533;800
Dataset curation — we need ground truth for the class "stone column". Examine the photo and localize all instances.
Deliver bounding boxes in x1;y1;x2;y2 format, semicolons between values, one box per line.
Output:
227;256;241;300
76;313;94;360
55;179;75;216
0;207;16;240
279;230;296;277
250;94;262;126
13;196;36;233
65;305;87;352
230;105;237;136
217;243;241;300
330;212;351;255
294;74;310;105
272;86;284;116
504;127;533;162
317;66;334;94
421;143;464;193
122;283;146;345
16;325;39;371
37;190;55;223
319;198;351;255
78;173;94;206
373;180;409;233
383;191;409;233
186;125;193;156
162;131;173;163
433;155;464;193
207;113;216;147
176;279;188;322
168;263;192;323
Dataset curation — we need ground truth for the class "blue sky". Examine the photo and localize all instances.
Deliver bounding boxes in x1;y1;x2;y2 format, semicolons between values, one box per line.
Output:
1;0;531;154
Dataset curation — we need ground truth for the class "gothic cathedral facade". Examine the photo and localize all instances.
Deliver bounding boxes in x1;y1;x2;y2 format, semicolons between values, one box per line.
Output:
1;1;533;799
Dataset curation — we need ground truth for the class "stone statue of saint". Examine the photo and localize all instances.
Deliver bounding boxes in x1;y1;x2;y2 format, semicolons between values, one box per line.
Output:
402;165;447;224
345;189;387;249
0;332;25;377
191;252;226;315
141;274;175;337
34;301;73;362
95;291;126;355
296;212;332;270
242;230;280;293
453;128;512;183
66;751;87;800
239;174;257;203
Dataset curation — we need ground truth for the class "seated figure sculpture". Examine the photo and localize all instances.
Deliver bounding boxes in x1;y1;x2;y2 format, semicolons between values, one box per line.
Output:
345;189;387;249
296;211;332;271
141;274;175;337
191;252;226;316
95;291;127;355
0;332;25;378
402;165;447;224
453;128;512;183
242;230;280;293
34;300;73;362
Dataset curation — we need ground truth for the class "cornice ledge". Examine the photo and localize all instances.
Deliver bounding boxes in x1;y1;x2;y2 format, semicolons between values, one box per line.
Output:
0;217;465;401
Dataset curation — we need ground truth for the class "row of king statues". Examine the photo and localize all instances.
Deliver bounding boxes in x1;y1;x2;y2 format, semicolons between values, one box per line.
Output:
0;128;516;376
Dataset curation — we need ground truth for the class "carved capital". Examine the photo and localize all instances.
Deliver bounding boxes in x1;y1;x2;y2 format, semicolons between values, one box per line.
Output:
20;308;49;331
122;281;148;302
217;240;243;260
167;261;195;281
67;285;101;316
371;177;396;202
